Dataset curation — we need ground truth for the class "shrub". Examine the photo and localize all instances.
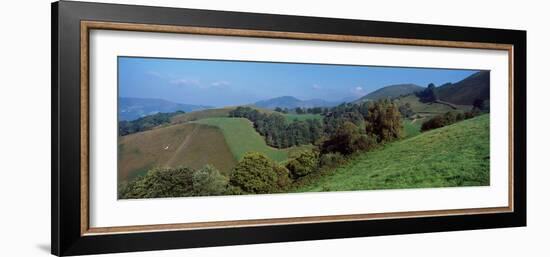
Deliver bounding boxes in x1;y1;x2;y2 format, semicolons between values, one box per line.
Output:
118;165;231;199
286;150;320;178
229;152;291;194
319;152;346;168
421;115;446;131
321;122;377;155
192;165;228;196
421;111;478;132
119;166;195;199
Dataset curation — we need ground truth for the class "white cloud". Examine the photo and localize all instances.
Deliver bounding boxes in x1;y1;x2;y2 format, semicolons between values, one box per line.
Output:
210;81;230;88
350;86;366;96
170;78;201;87
146;71;164;79
311;84;321;90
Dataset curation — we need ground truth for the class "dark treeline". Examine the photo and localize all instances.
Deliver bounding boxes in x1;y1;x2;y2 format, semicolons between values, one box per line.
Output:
118;111;184;136
274;106;327;114
416;83;438;103
229;107;323;148
421;110;478;132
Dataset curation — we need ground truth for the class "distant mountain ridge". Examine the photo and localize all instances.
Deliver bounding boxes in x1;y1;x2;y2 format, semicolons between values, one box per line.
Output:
354;84;424;103
353;71;490;106
253;96;341;109
119;97;210;121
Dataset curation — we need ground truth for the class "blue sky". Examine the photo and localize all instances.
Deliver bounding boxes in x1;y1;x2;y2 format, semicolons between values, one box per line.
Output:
118;57;479;107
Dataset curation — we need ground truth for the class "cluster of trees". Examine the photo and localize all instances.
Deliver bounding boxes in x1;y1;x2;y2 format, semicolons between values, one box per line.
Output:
398;103;415;118
416;83;438;103
274;106;327;114
229;107;323;148
420;110;478;132
118;165;228;199
321;100;403;155
119;111;184;136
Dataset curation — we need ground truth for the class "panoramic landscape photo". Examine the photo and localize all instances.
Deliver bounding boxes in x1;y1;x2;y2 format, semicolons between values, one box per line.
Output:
117;57;490;199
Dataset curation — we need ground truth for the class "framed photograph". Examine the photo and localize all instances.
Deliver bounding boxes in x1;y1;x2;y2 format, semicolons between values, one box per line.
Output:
52;1;526;256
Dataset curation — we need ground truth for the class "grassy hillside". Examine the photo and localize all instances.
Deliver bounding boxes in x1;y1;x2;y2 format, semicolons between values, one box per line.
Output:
170;107;234;124
355;84;424;102
118;123;236;182
437;71;490;105
395;94;472;115
403;119;422;138
193;117;311;162
170;106;278;124
296;114;490;192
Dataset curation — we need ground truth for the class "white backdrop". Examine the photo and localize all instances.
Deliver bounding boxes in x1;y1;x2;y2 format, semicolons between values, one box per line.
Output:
0;0;547;256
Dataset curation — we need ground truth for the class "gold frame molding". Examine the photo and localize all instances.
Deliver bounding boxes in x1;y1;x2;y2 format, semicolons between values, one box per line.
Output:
80;20;514;236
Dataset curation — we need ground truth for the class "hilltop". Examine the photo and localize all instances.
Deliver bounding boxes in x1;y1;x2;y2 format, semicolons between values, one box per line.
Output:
354;83;424;102
436;70;490;105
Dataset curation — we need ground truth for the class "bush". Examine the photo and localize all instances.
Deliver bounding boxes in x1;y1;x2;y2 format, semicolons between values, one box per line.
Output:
421;111;478;132
319;152;346;168
286;150;320;178
321;122;377;155
229;152;291;194
118;165;230;199
119;166;195;199
192;165;228;196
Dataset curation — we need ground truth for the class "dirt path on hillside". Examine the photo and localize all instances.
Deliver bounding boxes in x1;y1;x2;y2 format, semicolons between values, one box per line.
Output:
165;125;200;167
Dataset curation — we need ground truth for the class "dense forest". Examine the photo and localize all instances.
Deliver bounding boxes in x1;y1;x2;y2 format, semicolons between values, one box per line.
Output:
229;107;323;148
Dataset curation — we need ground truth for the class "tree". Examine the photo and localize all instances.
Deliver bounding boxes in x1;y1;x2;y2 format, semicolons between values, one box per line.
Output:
321;121;376;155
274;107;283;113
118;166;195;199
417;83;438;103
229;152;291;194
398;102;414;118
286;150;320;178
364;99;403;143
192;165;228;196
295;107;305;114
118;165;230;199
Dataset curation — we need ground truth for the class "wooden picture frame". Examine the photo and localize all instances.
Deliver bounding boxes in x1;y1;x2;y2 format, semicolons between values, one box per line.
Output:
52;1;526;256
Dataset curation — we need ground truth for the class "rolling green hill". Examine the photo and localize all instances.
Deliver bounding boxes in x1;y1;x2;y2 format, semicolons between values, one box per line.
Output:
354;84;424;102
193;117;311;162
170;107;234;123
118;123;236;182
296;114;490;192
